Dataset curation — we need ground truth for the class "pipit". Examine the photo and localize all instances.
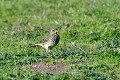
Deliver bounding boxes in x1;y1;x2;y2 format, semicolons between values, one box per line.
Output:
33;28;60;52
11;26;21;35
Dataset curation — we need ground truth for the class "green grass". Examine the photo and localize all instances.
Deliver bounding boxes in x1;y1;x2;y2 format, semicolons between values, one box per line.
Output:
0;0;120;79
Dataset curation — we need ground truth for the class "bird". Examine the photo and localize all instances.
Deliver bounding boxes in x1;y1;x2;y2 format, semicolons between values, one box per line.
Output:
11;25;21;35
32;28;60;52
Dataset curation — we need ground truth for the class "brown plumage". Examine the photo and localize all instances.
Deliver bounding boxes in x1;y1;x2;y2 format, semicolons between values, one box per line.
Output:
34;28;60;52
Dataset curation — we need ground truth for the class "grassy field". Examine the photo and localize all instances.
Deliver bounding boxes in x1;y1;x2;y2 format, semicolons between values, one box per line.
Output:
0;0;120;79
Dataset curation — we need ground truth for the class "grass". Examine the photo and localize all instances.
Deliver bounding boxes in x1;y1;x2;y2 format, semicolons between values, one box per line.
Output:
0;0;120;79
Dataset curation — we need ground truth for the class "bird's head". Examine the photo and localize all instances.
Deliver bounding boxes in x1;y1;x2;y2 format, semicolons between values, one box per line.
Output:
50;28;58;34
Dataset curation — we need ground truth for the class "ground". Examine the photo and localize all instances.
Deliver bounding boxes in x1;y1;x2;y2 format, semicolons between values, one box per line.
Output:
0;0;120;80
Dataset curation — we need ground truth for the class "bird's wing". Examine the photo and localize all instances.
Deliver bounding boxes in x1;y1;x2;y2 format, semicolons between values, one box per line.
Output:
36;35;50;44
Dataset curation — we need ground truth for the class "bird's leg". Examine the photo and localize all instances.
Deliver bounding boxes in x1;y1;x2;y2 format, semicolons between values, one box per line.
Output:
45;47;51;52
46;49;51;52
46;46;53;58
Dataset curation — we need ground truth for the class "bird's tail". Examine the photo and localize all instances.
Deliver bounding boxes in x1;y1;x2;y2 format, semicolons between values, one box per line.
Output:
35;43;42;46
30;43;43;47
30;45;37;47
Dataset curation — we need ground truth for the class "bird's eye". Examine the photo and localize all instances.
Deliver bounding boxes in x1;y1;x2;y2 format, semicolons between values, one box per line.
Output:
52;29;55;31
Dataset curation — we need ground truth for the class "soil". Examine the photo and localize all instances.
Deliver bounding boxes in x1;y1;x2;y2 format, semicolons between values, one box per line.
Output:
30;62;69;74
30;61;89;74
